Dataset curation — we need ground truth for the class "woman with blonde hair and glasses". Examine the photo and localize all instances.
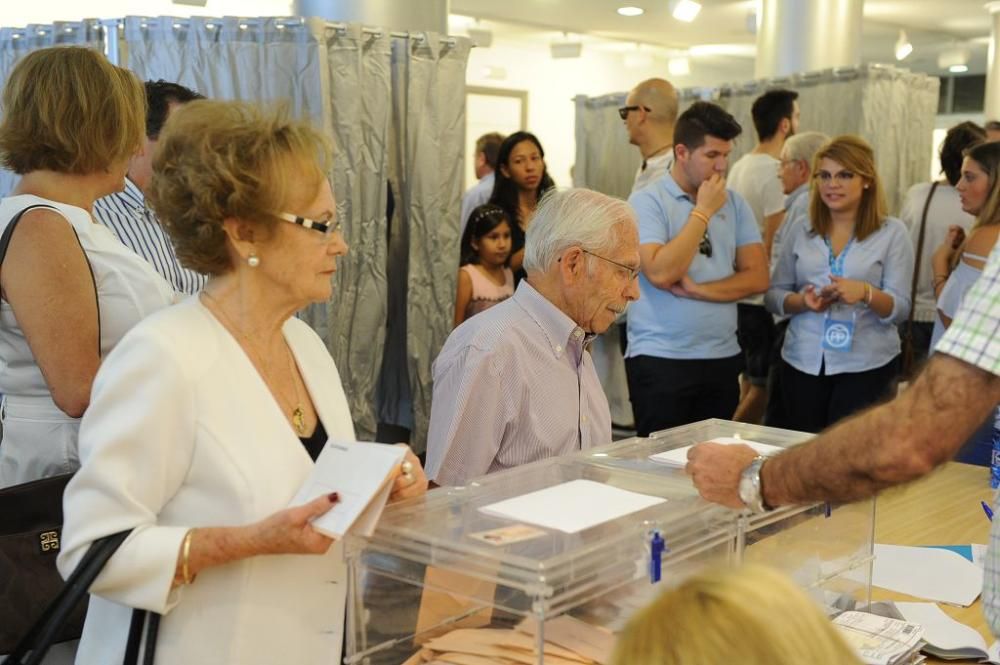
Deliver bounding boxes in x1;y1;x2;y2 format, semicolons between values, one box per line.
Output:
611;564;862;665
58;101;427;664
0;47;173;488
764;135;913;433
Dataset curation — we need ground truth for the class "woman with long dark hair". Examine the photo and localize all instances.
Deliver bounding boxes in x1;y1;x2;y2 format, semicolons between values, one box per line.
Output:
489;131;555;279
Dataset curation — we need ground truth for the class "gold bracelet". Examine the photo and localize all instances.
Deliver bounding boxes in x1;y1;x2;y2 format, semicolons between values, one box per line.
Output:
182;529;195;585
689;209;710;227
864;283;873;306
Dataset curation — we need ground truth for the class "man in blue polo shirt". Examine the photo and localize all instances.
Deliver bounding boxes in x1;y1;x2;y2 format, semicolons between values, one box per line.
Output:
626;102;769;436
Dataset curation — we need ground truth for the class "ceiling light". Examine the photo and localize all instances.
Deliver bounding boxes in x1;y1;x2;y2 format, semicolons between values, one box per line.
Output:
669;0;702;22
668;57;691;76
618;6;645;16
938;47;970;72
894;30;912;61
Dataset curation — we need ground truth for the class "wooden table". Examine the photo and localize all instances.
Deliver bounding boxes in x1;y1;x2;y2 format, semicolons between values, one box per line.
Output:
874;462;994;662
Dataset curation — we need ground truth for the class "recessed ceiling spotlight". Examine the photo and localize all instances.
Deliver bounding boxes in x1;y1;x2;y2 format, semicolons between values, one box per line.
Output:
618;6;645;16
669;0;702;22
949;64;969;73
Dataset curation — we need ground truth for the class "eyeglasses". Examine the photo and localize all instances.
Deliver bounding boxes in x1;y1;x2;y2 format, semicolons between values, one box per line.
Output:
581;248;640;281
698;230;713;258
814;170;857;184
618;105;651;120
278;212;342;236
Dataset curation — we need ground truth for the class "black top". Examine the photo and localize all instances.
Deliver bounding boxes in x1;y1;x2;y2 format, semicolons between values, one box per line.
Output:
299;419;328;462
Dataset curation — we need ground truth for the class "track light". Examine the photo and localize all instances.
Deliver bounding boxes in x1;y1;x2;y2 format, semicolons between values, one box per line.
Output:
894;30;912;61
669;0;702;22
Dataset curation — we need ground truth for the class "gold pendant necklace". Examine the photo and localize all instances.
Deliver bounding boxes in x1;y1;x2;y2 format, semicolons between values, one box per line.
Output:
202;292;307;436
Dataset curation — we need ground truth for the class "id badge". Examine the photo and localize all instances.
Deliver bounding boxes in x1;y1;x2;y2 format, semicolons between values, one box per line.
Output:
822;308;857;353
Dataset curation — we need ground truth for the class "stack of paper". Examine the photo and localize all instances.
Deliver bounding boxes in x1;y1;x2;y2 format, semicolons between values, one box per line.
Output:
834;611;925;665
647;436;784;467
402;616;614;665
478;480;666;534
873;544;983;607
292;440;407;538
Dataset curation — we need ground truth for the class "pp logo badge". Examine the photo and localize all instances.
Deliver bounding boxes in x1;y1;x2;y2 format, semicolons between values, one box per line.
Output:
822;318;855;352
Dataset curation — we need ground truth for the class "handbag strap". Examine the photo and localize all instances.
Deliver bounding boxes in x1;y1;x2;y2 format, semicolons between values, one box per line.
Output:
8;529;159;665
0;203;102;358
906;181;940;331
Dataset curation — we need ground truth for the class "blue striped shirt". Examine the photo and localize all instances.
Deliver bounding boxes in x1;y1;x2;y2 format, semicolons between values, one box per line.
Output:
92;179;207;295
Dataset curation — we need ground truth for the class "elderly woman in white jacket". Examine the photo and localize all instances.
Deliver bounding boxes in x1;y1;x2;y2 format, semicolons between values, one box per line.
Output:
57;101;427;665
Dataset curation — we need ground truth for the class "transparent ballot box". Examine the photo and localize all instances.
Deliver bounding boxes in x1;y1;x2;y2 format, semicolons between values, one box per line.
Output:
343;419;875;665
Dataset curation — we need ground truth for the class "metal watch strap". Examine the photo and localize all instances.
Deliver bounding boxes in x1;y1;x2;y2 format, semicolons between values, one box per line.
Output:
739;456;770;514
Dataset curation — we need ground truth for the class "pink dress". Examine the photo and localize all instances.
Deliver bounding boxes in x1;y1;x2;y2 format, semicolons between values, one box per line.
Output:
462;264;514;319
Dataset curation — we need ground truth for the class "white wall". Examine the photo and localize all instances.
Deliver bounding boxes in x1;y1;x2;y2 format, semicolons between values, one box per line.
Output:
466;40;752;187
0;1;290;26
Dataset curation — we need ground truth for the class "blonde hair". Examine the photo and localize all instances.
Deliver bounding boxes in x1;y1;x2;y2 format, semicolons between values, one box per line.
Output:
0;46;145;175
611;564;862;665
148;100;331;275
809;135;887;242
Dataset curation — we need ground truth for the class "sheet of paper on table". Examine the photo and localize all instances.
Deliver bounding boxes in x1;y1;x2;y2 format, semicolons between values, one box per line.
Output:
873;544;983;606
893;601;1000;663
833;611;924;665
478;479;666;534
647;436;784;467
291;440;406;538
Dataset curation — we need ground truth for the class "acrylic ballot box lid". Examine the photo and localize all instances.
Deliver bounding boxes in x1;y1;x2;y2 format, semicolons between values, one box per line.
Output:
345;449;738;618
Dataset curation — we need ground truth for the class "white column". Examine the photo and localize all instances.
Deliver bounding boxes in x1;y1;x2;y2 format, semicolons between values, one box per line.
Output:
292;0;450;34
756;0;865;78
985;2;1000;121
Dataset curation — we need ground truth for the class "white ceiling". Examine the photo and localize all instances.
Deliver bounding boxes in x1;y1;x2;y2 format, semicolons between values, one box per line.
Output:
449;0;997;77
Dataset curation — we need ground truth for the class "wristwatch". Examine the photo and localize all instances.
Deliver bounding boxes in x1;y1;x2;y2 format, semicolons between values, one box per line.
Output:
738;456;772;514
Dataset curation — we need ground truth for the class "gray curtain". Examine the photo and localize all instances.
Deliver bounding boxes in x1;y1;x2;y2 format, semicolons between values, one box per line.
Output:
574;65;940;213
0;21;106;196
572;93;638;199
384;33;470;454
123;16;394;440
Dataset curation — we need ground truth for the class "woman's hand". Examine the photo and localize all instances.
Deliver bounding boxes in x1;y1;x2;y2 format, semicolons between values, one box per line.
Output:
932;225;965;274
250;493;338;555
389;445;428;502
820;276;867;306
802;284;833;312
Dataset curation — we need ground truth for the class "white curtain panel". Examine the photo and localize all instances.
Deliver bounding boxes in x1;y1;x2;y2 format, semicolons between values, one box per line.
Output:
0;21;106;197
574;65;939;214
386;33;470;454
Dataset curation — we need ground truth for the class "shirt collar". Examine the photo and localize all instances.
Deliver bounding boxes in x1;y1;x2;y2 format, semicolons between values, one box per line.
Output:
119;177;147;210
662;170;692;202
512;280;589;361
787;183;808;205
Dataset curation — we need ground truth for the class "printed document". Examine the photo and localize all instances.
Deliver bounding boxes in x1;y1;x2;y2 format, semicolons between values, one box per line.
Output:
648;436;784;467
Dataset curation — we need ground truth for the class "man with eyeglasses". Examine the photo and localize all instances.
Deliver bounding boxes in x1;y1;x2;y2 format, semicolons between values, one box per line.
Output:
426;189;640;486
621;78;679;193
625;102;769;437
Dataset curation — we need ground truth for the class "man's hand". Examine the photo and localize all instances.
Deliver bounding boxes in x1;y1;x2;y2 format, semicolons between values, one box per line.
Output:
695;174;727;218
684;442;759;508
668;274;702;300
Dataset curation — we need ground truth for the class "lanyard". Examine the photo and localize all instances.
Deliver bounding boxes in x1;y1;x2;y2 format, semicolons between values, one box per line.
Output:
823;235;855;278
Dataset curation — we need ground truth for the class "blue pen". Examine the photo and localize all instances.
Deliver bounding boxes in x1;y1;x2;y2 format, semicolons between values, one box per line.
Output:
982;500;994;522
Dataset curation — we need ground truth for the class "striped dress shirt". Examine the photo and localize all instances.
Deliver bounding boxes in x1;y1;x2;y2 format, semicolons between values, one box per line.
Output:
426;281;613;486
92;178;207;295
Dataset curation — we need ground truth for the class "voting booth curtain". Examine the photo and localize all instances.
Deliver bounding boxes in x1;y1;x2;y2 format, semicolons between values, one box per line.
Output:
125;18;469;450
574;65;940;214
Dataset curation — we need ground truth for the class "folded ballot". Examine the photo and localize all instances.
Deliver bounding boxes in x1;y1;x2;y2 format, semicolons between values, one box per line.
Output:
648;436;784;468
292;440;407;538
893;601;1000;663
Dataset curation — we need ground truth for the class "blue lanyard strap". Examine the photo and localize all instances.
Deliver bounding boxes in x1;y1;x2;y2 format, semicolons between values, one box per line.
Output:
824;235;855;277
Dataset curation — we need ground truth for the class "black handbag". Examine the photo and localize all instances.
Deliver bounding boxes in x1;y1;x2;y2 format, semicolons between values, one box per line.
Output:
4;528;160;665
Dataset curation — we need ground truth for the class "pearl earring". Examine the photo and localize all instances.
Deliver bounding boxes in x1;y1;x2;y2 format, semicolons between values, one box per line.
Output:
247;251;260;268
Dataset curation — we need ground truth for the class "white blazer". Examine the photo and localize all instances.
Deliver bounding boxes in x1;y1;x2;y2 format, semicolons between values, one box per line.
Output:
58;297;355;665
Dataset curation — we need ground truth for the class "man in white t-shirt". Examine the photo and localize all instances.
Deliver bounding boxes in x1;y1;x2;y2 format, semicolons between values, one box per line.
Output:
622;78;678;192
727;89;799;424
460;132;504;236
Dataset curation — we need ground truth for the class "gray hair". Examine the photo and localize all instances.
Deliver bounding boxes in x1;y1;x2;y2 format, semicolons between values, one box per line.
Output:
783;131;829;165
523;188;636;274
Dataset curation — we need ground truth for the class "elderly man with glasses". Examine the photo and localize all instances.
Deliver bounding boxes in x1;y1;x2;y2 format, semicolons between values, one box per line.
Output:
425;188;640;487
625;101;769;437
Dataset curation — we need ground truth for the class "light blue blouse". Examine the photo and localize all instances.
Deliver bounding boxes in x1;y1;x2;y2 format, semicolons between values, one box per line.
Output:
764;217;914;375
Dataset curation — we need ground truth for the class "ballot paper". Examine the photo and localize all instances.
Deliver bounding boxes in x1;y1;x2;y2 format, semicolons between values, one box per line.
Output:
873;544;983;607
478;479;666;534
647;436;784;467
291;440;406;538
833;611;924;665
516;615;614;664
893;602;1000;663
